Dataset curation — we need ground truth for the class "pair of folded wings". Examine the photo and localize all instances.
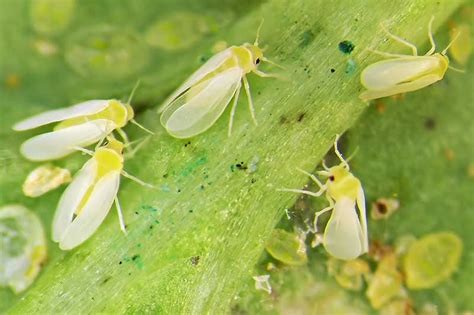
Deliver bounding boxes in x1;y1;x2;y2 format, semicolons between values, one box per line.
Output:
14;100;115;161
52;158;121;250
160;48;245;138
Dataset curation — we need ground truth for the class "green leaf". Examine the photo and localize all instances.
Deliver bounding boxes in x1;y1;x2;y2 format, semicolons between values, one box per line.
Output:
0;0;468;313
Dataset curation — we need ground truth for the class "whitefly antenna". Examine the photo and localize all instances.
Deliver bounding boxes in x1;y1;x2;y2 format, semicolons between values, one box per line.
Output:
333;134;350;170
442;30;461;55
254;18;265;46
125;80;155;135
127;80;141;105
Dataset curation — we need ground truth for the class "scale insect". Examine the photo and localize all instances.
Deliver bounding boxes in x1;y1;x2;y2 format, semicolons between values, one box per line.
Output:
52;138;153;250
359;16;462;102
279;135;368;260
13;82;152;161
159;20;282;138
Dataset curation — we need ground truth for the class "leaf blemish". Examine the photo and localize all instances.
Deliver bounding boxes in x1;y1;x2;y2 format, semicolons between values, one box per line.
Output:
190;256;200;266
299;30;315;47
424;118;436;130
338;40;355;54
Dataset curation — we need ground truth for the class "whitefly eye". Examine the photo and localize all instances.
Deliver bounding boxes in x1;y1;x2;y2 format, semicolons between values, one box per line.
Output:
329;175;335;181
255;58;261;65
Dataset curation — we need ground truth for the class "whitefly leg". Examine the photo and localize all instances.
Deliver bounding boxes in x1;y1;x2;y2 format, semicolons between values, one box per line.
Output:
254;70;285;80
121;170;155;189
380;23;418;56
114;197;127;234
312;195;335;233
116;128;131;148
277;188;325;198
243;76;258;126
295;167;326;192
228;82;242;137
366;48;410;58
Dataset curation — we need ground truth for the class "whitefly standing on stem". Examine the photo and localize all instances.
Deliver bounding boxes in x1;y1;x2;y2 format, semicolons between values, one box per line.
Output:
279;135;368;260
159;20;283;139
359;16;463;102
52;138;154;250
12;82;153;161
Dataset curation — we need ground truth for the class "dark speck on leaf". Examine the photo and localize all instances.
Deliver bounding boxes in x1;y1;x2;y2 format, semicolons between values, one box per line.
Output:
163;173;168;178
190;256;200;266
235;162;248;170
338;40;355;54
251;178;257;184
184;141;191;147
119;261;122;265
299;30;315;47
297;113;305;122
375;202;388;214
424;118;436;130
279;116;289;124
330;68;336;73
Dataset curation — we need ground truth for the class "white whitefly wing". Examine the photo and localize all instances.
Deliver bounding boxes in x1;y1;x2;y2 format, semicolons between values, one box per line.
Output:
356;186;369;252
361;57;441;90
324;197;365;260
58;171;121;250
13;100;109;131
158;48;234;113
359;74;440;101
52;159;98;242
20;119;116;161
161;67;243;138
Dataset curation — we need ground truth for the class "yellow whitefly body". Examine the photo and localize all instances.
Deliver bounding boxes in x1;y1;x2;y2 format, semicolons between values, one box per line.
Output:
54;100;133;130
326;165;362;202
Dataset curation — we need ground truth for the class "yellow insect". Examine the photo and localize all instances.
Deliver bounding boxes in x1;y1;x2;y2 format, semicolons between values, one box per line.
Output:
13;82;152;161
52;138;153;250
359;17;462;102
159;20;282;138
280;135;368;260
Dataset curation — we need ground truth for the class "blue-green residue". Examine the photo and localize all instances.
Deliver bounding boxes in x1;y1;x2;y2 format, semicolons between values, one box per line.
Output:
299;30;315;47
345;59;357;75
338;40;355;54
131;254;144;270
181;156;208;177
160;184;171;192
141;205;157;213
